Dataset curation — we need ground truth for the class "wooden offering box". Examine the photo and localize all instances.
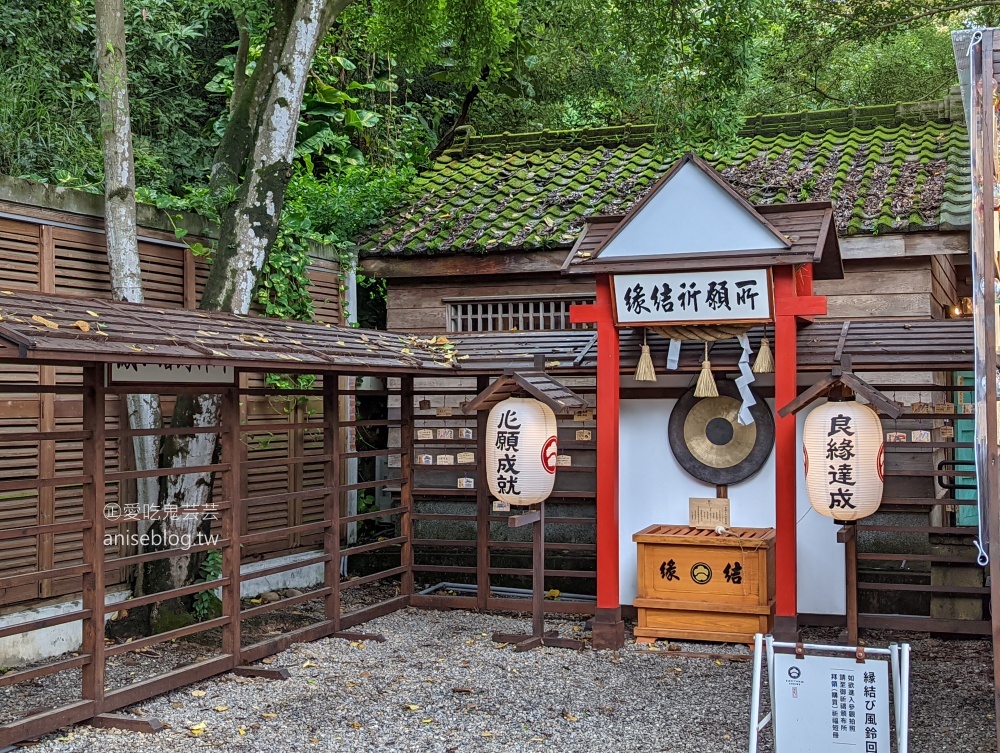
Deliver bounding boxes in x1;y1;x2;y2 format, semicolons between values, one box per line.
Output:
632;525;775;644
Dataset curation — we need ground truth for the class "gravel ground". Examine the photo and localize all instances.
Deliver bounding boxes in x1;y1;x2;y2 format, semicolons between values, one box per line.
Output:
17;607;996;753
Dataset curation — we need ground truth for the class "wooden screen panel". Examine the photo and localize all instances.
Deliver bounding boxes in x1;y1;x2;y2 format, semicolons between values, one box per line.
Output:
52;227;114;298
307;261;343;324
0;217;42;290
138;240;185;309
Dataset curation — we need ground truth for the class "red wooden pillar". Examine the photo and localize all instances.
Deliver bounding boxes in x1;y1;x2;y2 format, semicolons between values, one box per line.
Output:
571;274;624;648
773;266;799;638
772;264;826;639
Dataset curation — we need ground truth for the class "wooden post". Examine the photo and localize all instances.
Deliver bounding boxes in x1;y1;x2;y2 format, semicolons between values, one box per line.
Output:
532;502;545;639
968;29;1000;745
593;275;623;648
323;374;342;630
476;375;490;610
182;248;196;310
490;502;582;652
984;34;1000;747
81;364;107;710
220;384;242;664
570;275;624;649
773;265;800;641
844;521;858;646
38;226;56;598
399;375;414;599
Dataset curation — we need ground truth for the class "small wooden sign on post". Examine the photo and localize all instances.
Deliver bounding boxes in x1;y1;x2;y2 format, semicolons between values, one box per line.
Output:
689;497;731;529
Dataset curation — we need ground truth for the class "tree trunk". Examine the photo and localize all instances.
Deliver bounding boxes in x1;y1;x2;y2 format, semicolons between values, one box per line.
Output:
427;79;483;162
94;0;162;535
144;0;354;595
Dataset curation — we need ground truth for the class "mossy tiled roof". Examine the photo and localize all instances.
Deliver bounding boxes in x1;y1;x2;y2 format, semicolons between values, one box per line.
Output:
359;94;970;257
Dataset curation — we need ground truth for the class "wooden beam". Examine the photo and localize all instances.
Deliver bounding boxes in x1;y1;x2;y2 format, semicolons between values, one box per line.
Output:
508;509;541;528
361;249;570;279
777;374;837;418
476;376;490;611
231;666;291;680
462;375;516;414
839;373;903;418
81;364;106;711
399;375;415;599
220;385;242;663
88;714;165;734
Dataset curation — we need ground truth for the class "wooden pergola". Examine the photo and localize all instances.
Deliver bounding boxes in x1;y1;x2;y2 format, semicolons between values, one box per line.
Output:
0;288;983;746
0;290;456;745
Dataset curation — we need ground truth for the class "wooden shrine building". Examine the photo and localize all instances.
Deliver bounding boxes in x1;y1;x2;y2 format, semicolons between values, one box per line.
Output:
357;93;988;648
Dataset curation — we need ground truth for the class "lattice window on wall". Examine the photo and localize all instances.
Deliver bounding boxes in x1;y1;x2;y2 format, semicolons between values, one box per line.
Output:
446;294;596;332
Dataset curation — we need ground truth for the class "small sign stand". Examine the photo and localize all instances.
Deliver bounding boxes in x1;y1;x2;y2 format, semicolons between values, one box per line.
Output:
491;501;584;652
749;633;910;753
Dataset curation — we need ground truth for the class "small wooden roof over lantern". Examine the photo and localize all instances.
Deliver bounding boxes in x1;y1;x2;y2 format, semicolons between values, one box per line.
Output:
462;368;588;415
777;323;903;420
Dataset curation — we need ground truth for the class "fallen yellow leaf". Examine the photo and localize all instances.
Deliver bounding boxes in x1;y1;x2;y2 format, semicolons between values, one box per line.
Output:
72;320;90;332
214;705;229;713
302;660;318;668
261;712;278;719
86;310;99;317
31;315;58;329
190;721;207;736
191;690;207;697
405;704;419;711
238;727;247;735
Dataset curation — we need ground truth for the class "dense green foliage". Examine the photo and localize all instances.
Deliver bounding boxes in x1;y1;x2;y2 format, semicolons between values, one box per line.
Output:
1;0;995;328
0;0;231;191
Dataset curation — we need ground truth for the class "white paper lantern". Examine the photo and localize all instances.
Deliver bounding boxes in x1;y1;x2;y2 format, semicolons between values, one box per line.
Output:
803;400;884;521
485;397;558;506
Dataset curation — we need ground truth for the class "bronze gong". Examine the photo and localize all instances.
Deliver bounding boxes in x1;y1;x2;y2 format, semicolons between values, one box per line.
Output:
668;379;774;485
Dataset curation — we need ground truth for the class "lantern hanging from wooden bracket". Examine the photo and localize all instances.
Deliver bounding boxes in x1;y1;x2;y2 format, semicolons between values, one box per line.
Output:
463;369;586;507
778;323;901;522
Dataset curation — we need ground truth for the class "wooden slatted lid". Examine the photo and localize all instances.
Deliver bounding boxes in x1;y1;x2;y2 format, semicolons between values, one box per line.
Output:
632;524;775;546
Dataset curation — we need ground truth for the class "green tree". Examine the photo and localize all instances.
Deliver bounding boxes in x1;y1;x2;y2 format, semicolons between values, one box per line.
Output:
149;0;521;596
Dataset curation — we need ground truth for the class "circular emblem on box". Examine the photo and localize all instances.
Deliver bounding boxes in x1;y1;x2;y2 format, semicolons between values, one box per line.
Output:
690;562;713;584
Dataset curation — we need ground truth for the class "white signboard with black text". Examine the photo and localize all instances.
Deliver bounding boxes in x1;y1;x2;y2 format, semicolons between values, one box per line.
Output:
750;636;908;753
773;652;890;752
611;268;772;326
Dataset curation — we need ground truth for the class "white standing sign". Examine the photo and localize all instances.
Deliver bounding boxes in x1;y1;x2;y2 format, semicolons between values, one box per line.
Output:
773;652;890;752
749;636;910;753
611;268;772;326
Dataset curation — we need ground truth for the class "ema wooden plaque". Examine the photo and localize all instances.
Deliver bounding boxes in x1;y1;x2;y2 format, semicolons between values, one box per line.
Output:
689;497;731;529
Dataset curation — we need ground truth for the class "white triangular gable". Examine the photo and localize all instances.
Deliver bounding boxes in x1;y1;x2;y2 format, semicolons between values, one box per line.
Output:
599;159;788;259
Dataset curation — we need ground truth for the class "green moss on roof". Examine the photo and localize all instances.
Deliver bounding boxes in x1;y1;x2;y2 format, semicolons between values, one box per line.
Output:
359;92;970;257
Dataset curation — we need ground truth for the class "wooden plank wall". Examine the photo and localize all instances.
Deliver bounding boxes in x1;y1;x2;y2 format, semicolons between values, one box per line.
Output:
400;375;599;610
386;274;597;332
385;254;961;333
0;202;344;609
815;258;940;319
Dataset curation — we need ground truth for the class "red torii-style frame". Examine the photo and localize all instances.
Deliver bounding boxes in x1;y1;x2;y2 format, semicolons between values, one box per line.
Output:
571;266;826;649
